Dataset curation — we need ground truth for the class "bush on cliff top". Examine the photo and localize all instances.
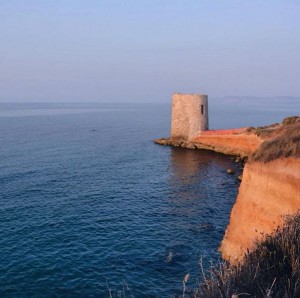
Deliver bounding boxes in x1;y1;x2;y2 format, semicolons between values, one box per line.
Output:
251;122;300;163
193;213;300;298
249;116;300;139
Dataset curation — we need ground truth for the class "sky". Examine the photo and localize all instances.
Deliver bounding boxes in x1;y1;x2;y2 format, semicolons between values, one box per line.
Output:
0;0;300;103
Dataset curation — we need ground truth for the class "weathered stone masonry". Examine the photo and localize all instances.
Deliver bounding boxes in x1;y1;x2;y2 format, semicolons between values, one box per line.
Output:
171;93;208;141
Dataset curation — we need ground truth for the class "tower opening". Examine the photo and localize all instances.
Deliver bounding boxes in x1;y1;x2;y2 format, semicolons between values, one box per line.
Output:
201;105;204;115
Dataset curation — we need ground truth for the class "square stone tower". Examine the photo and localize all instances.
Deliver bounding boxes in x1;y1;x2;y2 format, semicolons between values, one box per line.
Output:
171;93;208;141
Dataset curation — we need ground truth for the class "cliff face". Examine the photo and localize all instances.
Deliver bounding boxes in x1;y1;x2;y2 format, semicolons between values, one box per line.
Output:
220;157;300;264
192;132;262;157
155;113;300;265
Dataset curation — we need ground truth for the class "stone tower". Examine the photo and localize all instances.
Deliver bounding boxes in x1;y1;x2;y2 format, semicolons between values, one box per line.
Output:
171;93;208;141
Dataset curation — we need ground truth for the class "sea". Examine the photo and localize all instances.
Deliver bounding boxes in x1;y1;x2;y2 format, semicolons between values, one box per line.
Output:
0;98;299;297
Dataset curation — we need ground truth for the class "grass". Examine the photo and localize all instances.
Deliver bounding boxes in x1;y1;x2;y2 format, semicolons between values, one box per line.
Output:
251;121;300;163
246;116;300;139
192;213;300;298
282;116;300;126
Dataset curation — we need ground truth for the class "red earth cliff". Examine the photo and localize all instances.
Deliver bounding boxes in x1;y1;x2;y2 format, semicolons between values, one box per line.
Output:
192;129;262;157
155;128;263;158
220;157;300;264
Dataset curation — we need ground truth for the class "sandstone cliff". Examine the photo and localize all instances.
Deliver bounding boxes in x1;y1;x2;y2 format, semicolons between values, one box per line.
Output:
155;116;300;265
220;119;300;264
220;158;300;263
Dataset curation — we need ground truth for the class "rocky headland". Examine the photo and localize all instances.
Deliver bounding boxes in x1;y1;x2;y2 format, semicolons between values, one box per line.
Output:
155;116;300;264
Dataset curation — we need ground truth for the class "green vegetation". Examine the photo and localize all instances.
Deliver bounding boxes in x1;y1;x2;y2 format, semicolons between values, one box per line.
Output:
192;213;300;298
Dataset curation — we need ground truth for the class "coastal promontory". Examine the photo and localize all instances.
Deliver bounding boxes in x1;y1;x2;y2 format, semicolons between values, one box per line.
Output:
155;94;300;265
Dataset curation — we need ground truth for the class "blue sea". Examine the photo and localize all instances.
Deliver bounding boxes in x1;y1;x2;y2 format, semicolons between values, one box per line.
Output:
0;99;299;297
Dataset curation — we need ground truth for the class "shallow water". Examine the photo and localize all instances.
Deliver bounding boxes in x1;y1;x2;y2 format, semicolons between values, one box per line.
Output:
0;101;299;297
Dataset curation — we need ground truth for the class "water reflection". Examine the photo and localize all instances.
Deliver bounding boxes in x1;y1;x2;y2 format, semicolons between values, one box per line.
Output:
170;148;208;184
170;147;239;184
162;147;241;289
170;148;242;210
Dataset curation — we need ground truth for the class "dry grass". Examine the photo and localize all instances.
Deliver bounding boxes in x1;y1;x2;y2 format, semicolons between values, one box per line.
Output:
193;213;300;298
251;121;300;163
247;116;300;140
252;123;280;138
282;116;300;126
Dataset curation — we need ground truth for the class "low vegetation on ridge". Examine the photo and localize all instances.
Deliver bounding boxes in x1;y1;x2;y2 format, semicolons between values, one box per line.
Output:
251;116;300;163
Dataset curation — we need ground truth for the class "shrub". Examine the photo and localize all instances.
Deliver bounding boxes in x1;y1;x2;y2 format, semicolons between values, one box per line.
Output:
251;122;300;163
192;213;300;298
282;116;300;126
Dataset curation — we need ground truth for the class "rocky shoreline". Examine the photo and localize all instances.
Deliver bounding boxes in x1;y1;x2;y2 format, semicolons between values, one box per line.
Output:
155;116;300;264
154;137;248;162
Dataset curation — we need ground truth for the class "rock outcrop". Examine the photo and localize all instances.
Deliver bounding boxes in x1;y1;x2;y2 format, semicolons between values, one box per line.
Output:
193;130;262;158
220;157;300;264
155;128;262;158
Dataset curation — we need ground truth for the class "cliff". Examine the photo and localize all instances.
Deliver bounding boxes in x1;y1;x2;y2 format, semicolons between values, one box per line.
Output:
195;213;300;297
220;157;300;264
155;115;300;265
220;119;300;264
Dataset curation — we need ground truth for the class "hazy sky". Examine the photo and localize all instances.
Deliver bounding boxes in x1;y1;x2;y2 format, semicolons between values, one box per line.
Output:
1;0;300;102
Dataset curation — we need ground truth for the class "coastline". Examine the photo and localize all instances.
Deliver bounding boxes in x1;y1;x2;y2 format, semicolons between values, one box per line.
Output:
155;127;262;160
155;116;300;264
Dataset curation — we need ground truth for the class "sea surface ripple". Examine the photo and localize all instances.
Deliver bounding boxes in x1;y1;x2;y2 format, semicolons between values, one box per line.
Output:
0;101;297;297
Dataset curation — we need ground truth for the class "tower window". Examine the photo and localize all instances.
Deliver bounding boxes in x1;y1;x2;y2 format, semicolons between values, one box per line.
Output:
201;105;204;115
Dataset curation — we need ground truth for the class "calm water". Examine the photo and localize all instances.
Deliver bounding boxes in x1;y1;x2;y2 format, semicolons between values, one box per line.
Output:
0;100;299;297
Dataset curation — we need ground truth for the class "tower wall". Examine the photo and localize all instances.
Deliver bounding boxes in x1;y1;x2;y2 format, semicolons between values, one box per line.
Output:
171;93;208;141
